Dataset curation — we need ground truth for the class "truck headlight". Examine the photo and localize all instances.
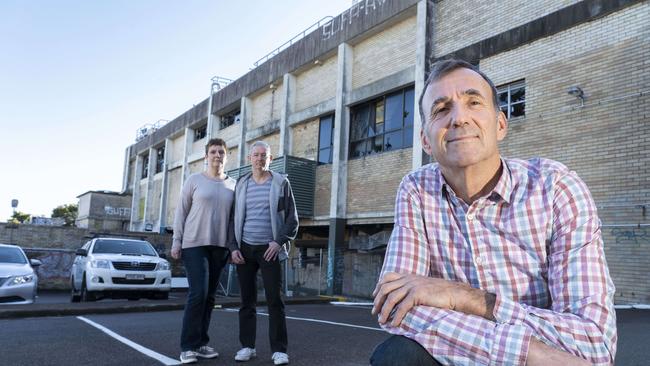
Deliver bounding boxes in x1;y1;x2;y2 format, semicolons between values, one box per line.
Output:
156;261;170;271
90;259;110;269
9;274;34;286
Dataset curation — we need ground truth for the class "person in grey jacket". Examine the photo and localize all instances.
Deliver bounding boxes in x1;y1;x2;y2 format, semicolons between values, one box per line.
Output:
228;141;298;365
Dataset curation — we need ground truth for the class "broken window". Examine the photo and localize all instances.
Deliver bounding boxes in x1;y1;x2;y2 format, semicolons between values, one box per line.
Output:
220;110;241;129
194;125;207;141
497;80;526;119
348;86;414;159
155;146;165;174
141;153;149;179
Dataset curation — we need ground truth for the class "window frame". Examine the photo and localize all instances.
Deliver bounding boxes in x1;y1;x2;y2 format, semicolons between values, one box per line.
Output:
317;114;335;165
497;80;526;119
141;153;149;179
155;146;165;174
348;86;415;159
194;124;207;141
220;109;241;130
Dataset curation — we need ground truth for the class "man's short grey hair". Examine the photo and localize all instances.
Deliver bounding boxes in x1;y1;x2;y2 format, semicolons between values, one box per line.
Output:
418;59;500;126
249;140;271;155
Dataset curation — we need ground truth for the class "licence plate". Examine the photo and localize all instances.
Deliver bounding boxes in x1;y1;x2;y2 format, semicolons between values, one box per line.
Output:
125;274;145;280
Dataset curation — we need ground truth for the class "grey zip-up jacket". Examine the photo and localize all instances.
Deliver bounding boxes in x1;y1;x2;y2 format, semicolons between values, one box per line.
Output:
228;171;299;260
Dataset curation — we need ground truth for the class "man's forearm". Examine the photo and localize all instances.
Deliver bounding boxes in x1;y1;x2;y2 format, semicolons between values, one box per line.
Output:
454;285;496;321
453;286;592;366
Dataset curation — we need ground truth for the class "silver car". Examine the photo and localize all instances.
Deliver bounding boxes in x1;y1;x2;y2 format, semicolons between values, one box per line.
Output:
0;243;41;305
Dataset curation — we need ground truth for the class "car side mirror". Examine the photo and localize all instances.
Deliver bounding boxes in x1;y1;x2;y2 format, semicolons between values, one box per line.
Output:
75;248;88;256
30;259;42;267
159;253;167;259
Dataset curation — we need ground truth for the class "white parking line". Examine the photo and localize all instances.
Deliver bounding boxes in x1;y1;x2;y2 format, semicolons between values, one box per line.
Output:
221;308;383;332
76;316;180;366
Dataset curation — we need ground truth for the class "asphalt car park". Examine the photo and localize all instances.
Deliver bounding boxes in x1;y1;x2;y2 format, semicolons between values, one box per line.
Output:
1;303;385;366
1;300;649;365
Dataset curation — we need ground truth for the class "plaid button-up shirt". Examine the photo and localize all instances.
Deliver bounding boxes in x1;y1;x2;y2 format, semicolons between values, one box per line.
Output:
380;158;617;365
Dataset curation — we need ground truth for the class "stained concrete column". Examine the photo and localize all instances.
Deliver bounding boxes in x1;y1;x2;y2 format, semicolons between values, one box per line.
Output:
327;42;353;295
158;138;171;233
180;127;193;189
121;146;131;193
279;73;295;157
142;147;156;231
238;97;251;166
129;155;142;231
412;0;427;169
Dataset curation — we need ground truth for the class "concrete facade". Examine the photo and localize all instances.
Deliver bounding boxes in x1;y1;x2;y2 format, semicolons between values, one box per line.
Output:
76;191;132;231
120;0;649;303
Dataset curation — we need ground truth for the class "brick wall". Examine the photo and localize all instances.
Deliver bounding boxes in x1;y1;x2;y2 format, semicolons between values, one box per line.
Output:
295;55;338;111
352;15;417;89
0;223;175;290
433;0;579;57
314;165;332;217
483;2;649;206
250;83;284;130
249;133;280;158
603;227;650;304
291;118;319;161
347;148;412;214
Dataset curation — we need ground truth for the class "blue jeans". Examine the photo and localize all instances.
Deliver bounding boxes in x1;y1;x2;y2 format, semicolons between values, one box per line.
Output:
370;335;442;366
180;246;229;351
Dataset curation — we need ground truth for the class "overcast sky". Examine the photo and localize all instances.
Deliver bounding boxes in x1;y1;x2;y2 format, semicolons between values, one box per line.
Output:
0;0;352;220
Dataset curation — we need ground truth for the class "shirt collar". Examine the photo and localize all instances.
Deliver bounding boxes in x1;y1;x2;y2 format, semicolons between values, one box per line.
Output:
436;158;513;204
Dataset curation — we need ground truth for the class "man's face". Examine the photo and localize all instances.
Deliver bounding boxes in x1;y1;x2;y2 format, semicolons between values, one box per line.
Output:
206;144;227;169
249;145;272;173
420;68;507;171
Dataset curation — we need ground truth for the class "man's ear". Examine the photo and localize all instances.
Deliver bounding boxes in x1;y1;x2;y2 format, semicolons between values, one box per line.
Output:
496;111;508;142
420;129;433;156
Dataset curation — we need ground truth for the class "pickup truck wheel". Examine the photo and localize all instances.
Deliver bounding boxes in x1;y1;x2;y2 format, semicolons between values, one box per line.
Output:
70;279;81;303
80;277;96;302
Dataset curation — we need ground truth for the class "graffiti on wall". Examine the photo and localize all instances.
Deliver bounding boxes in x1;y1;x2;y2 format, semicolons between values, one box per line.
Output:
610;227;649;244
322;0;388;40
24;249;75;289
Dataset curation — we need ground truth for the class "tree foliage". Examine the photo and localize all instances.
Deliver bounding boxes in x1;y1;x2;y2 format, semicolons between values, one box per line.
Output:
52;204;78;227
8;211;31;224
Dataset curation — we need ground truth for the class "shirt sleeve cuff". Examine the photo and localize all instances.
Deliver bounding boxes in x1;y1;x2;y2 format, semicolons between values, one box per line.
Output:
493;294;529;325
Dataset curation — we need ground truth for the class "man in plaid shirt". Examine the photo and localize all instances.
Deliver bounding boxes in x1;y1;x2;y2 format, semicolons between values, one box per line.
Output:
370;59;617;365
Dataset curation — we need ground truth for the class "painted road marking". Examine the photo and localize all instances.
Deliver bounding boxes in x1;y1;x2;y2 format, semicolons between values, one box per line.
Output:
77;316;180;365
221;308;383;332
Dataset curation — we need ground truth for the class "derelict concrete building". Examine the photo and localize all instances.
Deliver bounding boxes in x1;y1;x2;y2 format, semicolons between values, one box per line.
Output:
121;0;649;302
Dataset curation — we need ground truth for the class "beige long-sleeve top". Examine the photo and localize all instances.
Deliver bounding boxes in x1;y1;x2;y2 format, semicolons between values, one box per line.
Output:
172;172;236;251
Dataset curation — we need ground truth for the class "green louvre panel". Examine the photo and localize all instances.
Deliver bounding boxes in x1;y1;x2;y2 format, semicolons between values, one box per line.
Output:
226;156;316;218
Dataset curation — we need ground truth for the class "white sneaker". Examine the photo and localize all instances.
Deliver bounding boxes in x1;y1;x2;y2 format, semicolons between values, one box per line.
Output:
234;347;257;362
272;352;289;365
195;345;219;359
179;350;198;364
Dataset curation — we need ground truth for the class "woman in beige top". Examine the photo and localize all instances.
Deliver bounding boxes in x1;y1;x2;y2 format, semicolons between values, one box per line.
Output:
171;138;236;364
